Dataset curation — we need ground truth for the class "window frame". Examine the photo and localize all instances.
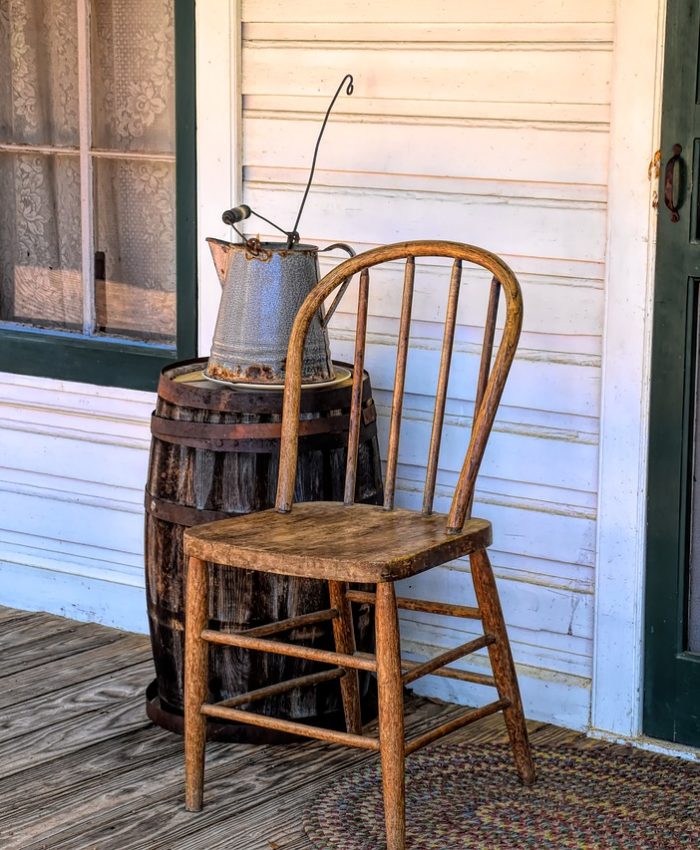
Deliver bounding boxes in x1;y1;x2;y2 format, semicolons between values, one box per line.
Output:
0;0;197;392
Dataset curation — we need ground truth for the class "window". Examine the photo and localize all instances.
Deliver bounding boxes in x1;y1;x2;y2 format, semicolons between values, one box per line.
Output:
0;0;195;390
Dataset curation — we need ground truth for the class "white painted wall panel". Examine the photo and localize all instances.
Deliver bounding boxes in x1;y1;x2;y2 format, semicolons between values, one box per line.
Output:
0;372;151;624
243;45;611;108
245;184;608;263
244;118;609;195
0;1;613;732
238;1;611;728
242;1;614;26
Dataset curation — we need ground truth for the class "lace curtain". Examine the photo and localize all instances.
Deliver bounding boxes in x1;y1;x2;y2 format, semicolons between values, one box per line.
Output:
0;0;176;343
0;0;82;328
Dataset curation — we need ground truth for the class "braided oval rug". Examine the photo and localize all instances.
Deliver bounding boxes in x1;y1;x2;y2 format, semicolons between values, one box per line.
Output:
303;743;700;849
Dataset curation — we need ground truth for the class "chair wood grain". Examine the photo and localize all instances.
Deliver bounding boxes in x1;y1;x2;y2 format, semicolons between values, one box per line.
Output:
423;258;461;516
344;269;370;505
185;503;492;582
275;240;523;517
384;257;415;511
182;240;533;848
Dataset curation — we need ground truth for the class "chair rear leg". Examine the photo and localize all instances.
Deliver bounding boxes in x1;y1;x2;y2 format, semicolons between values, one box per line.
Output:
328;580;363;734
185;555;210;811
469;548;536;785
375;582;406;850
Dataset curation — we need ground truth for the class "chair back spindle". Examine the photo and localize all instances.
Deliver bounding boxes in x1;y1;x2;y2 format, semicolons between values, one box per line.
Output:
274;241;522;535
344;269;370;505
474;277;501;416
422;259;462;516
383;257;415;510
466;277;501;517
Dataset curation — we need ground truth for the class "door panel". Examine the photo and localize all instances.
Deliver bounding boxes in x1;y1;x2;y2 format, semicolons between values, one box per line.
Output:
645;1;700;746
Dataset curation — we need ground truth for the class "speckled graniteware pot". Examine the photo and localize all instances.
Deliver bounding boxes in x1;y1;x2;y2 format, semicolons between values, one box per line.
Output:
206;239;353;385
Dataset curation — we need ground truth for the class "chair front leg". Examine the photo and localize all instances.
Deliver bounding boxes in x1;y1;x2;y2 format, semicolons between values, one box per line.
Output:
328;580;363;734
184;555;210;811
375;581;406;850
469;548;535;785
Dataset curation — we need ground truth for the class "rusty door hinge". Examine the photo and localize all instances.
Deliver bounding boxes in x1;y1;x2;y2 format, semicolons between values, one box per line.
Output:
649;149;662;210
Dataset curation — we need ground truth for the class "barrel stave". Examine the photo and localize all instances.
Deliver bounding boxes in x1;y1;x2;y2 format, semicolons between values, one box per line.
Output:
145;360;382;734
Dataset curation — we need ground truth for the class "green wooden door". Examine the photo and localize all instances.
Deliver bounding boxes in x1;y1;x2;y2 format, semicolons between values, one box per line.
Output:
646;0;700;746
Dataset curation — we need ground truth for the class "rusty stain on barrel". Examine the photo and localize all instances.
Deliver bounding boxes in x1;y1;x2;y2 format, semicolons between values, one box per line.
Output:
144;358;383;741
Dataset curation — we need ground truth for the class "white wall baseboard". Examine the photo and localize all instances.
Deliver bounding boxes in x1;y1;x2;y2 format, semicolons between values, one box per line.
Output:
0;557;148;634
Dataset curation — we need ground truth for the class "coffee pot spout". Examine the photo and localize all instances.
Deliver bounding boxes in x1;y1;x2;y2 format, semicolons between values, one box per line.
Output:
207;237;235;288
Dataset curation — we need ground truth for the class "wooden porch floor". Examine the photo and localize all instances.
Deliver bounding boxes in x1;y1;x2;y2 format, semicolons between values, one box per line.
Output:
0;604;598;850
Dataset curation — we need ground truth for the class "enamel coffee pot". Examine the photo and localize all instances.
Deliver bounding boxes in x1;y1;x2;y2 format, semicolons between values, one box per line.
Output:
206;232;354;385
205;74;357;385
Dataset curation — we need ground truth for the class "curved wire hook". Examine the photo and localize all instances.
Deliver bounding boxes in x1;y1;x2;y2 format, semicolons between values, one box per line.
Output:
287;74;354;247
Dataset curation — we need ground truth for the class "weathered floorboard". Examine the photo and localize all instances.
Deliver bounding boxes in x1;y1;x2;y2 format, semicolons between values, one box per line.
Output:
0;633;152;710
0;620;125;677
0;660;154;746
0;607;593;850
0;611;85;651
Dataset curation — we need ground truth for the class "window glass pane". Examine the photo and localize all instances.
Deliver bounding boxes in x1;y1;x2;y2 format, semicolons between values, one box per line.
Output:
91;0;175;153
0;151;82;329
0;0;79;147
93;157;176;344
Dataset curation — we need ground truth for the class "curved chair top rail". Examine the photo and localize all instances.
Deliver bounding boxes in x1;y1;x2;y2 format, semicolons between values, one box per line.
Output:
275;240;523;533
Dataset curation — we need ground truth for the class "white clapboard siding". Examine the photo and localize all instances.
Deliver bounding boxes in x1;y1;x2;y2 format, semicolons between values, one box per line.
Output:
239;0;610;728
374;412;598;494
242;22;614;44
242;1;614;25
0;426;149;492
243;119;609;191
316;261;604;340
330;334;600;418
243;48;611;112
0;486;142;559
394;479;596;569
397;598;593;679
0;560;148;632
0;371;152;623
0;1;614;733
245;95;610;126
245;184;608;264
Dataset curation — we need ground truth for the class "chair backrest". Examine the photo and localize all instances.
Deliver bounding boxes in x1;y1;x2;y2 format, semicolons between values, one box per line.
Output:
275;240;523;533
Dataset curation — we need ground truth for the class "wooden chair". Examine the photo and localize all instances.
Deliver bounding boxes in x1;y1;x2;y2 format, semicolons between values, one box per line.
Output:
183;240;536;850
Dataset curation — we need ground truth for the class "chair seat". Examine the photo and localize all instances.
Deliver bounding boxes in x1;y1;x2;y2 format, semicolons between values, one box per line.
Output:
183;502;492;582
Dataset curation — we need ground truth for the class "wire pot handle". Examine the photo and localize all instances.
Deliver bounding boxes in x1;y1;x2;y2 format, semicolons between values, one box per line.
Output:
319;242;356;328
288;75;355;248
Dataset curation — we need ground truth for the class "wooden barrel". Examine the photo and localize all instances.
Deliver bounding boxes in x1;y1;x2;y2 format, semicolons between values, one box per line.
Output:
144;358;383;741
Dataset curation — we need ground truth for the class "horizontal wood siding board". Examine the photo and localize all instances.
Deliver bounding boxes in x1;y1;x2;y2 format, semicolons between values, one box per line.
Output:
242;1;615;25
244;166;608;206
243;184;608;263
318;266;605;339
242;117;609;186
243;22;615;43
244;95;610;125
328;338;600;418
242;46;611;106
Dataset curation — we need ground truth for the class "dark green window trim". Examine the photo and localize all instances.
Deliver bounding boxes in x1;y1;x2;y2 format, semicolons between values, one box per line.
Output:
0;0;197;392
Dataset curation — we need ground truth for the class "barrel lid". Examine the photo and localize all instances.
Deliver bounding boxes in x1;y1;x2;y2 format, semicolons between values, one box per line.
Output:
202;365;351;391
157;358;370;414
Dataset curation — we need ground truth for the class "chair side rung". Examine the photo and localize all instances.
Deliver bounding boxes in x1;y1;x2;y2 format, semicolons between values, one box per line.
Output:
401;634;495;685
200;703;380;751
200;630;378;672
241;608;338;638
351;649;496;689
405;698;511;755
346;590;481;620
402;658;496;689
215;667;346;709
